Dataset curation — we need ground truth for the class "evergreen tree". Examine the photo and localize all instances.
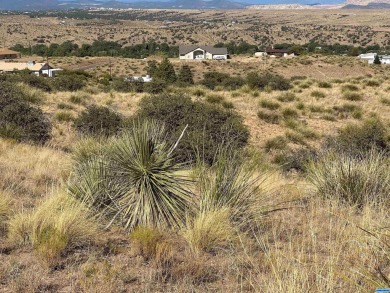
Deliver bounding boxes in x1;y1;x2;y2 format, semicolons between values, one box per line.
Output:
373;55;381;65
155;58;176;84
145;60;158;76
177;64;194;85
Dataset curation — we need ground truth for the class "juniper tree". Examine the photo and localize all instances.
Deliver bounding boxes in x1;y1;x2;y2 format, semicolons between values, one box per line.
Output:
177;64;194;85
155;58;176;84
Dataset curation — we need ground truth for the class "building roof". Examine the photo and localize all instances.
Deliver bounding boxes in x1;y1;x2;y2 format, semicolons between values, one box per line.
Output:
265;48;291;54
179;45;228;55
0;48;21;55
0;61;50;72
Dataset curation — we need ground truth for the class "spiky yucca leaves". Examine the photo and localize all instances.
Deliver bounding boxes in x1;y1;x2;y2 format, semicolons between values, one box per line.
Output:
307;150;390;207
197;149;273;231
68;120;194;230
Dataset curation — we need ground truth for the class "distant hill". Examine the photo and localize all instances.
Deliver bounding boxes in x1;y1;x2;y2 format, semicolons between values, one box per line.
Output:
1;0;390;11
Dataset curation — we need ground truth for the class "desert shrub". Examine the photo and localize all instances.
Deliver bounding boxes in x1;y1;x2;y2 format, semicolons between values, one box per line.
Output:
222;76;245;91
282;108;299;119
222;101;234;109
74;105;122;137
341;84;359;92
68;120;194;230
260;99;281;110
192;88;206;97
307;150;390;207
69;93;89;104
380;97;390;105
0;81;51;143
201;71;230;90
57;102;74;110
55;111;74;122
257;110;280;124
311;90;326;98
21;74;52;92
8;194;97;264
364;79;380;87
52;71;87;91
317;81;332;88
136;94;249;164
246;72;291;91
277;92;296;102
324;118;389;156
264;136;288;152
206;94;224;104
343;91;363;101
112;78;144;93
144;80;166;94
274;147;317;173
183;208;234;255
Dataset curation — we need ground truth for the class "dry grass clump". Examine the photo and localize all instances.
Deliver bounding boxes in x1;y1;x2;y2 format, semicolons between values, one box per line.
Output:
307;150;390;207
7;193;98;264
183;208;235;255
343;91;363;101
0;191;11;236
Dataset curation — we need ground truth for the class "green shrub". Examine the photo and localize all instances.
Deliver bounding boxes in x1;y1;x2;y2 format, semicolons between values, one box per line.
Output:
0;81;51;143
317;81;332;89
277;92;296;102
257;110;280;124
308;151;390;207
201;71;230;90
282;108;299;119
69;93;89;105
136;94;249;164
206;94;224;104
246;72;291;91
55;111;74;122
222;101;234;109
52;71;87;91
222;76;245;91
380;97;390;105
273;147;316;173
341;84;359;92
311;90;326;99
343;91;363;101
324;118;389;156
74;105;122;137
144;80;166;94
264;136;288;152
364;80;380;87
260;99;280;110
112;78;144;93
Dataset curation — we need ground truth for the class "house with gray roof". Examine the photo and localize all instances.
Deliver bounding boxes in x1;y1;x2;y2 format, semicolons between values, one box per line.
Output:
179;45;228;60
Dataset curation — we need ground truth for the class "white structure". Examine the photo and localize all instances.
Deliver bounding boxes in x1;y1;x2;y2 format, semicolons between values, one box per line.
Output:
126;75;152;82
358;53;390;65
255;52;267;57
179;45;228;60
0;61;61;77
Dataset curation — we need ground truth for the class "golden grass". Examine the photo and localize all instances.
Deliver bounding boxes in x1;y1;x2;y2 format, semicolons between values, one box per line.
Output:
183;208;235;255
8;193;98;265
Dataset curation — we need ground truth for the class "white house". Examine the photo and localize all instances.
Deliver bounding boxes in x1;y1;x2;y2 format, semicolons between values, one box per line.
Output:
0;61;61;77
179;45;228;60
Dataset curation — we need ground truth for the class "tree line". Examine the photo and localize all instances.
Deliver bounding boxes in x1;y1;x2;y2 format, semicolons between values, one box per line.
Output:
10;40;389;59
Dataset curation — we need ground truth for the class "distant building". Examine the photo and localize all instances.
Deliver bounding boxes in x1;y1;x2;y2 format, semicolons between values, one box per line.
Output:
179;45;228;60
126;75;153;82
0;48;21;60
358;53;390;65
265;48;294;58
255;52;267;57
0;61;61;77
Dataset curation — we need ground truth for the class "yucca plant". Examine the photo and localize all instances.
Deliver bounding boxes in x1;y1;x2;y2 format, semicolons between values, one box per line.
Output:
68;120;194;230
